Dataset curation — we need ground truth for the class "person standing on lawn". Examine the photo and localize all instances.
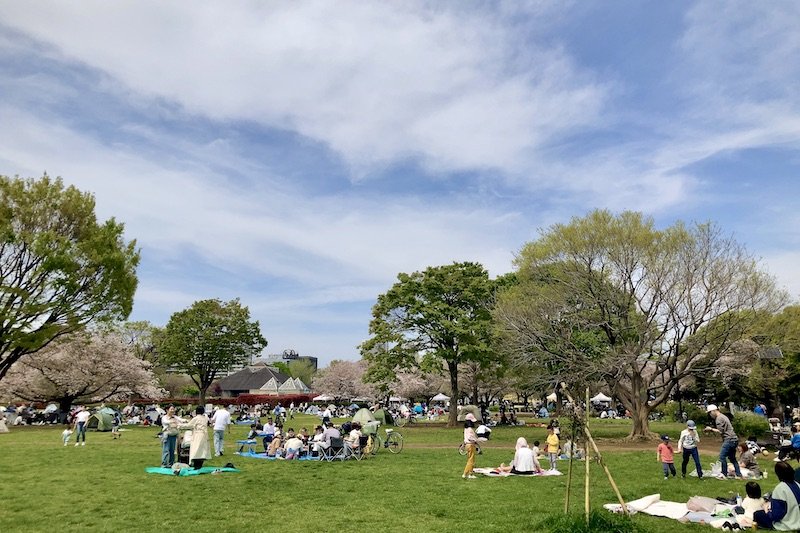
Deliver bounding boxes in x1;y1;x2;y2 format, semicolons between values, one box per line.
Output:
546;426;560;471
73;406;91;446
160;406;182;467
704;404;742;478
463;416;478;479
657;435;677;479
678;420;703;479
180;406;211;470
210;405;231;457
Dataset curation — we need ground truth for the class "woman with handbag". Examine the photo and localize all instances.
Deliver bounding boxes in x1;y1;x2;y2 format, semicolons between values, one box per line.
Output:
160;406;183;467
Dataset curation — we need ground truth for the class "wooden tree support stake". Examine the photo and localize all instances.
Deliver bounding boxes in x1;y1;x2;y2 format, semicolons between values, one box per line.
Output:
560;382;628;516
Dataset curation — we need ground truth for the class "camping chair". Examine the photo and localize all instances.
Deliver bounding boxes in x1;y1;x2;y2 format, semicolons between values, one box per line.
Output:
351;435;370;461
322;437;347;462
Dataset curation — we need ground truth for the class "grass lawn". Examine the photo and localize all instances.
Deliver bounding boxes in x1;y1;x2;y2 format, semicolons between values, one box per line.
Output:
0;416;764;532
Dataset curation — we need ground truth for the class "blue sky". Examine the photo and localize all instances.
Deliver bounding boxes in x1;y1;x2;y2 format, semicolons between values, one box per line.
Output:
1;1;799;366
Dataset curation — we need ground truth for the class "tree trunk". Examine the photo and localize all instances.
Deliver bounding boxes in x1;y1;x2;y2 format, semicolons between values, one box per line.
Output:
58;397;74;425
448;362;459;427
198;387;207;406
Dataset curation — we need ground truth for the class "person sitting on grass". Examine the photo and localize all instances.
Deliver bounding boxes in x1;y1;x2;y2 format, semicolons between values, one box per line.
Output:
267;432;283;457
777;425;800;461
739;481;765;524
246;421;263;440
262;418;276;450
754;461;800;530
283;429;304;460
738;442;762;479
497;437;540;475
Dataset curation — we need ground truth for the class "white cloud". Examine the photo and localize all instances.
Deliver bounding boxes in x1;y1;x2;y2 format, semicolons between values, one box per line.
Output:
0;1;606;178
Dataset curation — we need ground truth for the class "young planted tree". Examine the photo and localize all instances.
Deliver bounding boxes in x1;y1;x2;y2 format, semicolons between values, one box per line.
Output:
0;175;140;381
497;210;785;438
157;299;267;404
0;331;164;419
360;262;495;427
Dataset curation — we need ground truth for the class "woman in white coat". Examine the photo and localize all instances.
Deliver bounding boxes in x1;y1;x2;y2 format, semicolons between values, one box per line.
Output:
180;406;211;469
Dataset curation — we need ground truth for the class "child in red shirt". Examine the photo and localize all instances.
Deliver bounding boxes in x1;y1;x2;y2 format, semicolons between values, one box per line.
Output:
657;435;676;479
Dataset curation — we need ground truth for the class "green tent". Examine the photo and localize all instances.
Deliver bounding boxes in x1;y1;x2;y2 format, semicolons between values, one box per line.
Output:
352;408;376;425
87;407;117;431
456;405;482;423
372;408;394;426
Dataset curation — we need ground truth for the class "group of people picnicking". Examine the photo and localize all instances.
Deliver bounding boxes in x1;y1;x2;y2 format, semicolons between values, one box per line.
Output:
462;415;573;479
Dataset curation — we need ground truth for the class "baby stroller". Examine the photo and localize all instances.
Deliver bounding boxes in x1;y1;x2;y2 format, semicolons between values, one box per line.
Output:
178;430;192;464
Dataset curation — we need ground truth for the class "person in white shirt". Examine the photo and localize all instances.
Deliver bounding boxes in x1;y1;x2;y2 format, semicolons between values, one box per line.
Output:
73;406;91;446
283;428;304;460
677;419;703;479
498;437;540;475
209;406;231;457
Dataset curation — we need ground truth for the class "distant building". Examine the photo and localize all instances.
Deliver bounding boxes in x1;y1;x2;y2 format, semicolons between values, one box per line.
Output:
256;349;318;372
216;362;311;398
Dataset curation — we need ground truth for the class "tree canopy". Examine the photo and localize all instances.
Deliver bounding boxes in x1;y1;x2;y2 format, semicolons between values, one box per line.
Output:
0;175;140;381
360;261;496;426
495;210;785;438
156;298;267;403
0;330;163;417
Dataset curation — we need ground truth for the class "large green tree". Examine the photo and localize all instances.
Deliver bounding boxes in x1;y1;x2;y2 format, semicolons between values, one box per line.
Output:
360;262;496;427
497;210;785;438
157;299;267;404
0;175;140;381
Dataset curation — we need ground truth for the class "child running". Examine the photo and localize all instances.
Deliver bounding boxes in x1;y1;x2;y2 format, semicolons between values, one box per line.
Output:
657;434;676;479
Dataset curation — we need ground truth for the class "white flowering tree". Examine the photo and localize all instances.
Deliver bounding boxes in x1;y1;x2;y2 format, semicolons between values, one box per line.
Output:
0;332;164;420
311;360;378;400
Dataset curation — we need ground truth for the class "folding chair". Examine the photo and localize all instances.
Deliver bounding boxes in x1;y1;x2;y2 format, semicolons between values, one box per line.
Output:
351;435;370;461
323;437;346;461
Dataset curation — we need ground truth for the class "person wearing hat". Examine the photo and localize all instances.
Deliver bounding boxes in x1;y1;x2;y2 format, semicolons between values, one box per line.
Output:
704;404;742;478
677;420;703;478
657;435;676;480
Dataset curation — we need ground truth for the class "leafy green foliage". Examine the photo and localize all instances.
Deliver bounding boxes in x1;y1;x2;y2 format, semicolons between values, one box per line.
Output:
156;298;267;403
732;411;769;440
497;209;784;438
0;174;140;381
361;262;496;425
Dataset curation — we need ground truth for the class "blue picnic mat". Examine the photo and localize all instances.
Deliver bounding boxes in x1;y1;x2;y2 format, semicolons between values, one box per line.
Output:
145;466;241;476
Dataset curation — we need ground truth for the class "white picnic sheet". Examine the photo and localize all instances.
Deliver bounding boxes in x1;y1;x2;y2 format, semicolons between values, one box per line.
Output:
473;467;563;477
604;494;742;528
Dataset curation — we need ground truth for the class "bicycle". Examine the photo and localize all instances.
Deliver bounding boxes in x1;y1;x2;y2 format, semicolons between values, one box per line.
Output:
395;413;418;427
368;428;404;454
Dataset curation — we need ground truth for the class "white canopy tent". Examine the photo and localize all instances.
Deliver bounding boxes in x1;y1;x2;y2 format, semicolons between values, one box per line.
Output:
430;393;450;402
591;392;613;403
546;392;558;402
312;394;333;402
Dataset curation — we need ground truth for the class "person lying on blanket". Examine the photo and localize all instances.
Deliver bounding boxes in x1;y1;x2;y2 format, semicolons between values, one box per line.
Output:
497;437;542;475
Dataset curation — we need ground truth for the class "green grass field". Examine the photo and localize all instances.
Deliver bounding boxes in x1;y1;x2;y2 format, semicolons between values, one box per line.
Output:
0;416;764;532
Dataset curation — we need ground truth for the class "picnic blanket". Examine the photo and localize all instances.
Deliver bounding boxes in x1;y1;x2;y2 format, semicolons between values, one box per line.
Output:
145;466;241;476
604;494;742;529
236;451;318;461
473;467;563;477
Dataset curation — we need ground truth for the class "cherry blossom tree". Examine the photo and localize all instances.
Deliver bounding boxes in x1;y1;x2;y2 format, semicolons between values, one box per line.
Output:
311;360;377;400
0;332;164;419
